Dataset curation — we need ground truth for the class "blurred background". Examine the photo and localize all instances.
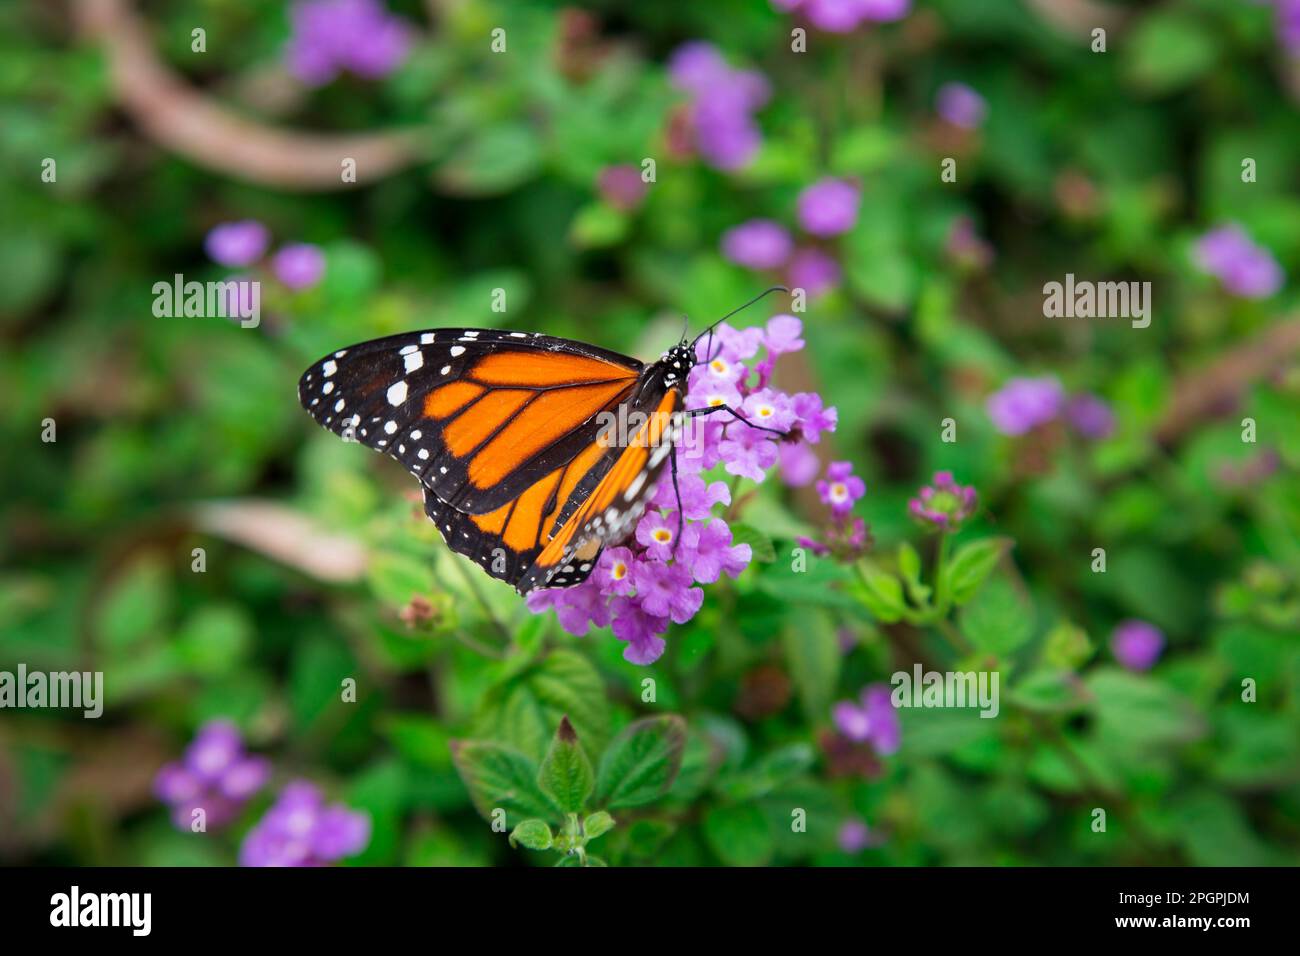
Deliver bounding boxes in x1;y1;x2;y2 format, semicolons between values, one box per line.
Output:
2;0;1299;866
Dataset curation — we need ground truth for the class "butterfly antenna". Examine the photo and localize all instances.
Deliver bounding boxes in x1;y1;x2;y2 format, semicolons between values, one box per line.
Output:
689;285;788;353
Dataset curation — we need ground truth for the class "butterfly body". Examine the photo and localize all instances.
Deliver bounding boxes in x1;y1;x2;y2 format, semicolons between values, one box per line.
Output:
299;329;694;594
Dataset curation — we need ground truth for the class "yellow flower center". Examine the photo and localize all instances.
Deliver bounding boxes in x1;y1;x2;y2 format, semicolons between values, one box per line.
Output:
710;359;729;375
653;529;672;543
612;562;627;580
830;482;848;501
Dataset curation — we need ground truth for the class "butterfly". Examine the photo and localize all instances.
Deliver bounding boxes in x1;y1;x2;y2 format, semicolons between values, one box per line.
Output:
297;289;788;594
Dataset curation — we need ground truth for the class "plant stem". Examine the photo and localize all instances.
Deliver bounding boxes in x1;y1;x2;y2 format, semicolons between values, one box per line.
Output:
450;556;511;656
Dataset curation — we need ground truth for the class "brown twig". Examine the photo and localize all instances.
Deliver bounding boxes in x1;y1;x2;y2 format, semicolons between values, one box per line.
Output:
1155;315;1300;445
75;0;429;190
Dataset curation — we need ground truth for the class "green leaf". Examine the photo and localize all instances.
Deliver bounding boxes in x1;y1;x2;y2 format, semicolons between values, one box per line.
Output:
1007;669;1089;714
781;613;841;723
958;573;1033;655
945;538;1007;605
436;123;542;196
509;818;554;851
1086;668;1205;751
1126;11;1218;94
897;541;930;602
473;650;610;761
537;716;595;814
1040;621;1095;670
852;563;909;623
569;203;628;249
730;522;777;563
594;715;687;809
449;740;558;823
582;810;616;841
381;714;452;769
714;743;816;802
703;803;774;867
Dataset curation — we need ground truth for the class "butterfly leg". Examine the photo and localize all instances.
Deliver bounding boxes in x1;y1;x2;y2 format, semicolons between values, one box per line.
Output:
684;402;788;436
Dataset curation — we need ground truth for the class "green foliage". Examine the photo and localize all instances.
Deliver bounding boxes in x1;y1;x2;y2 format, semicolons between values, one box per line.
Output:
3;0;1298;870
454;715;682;866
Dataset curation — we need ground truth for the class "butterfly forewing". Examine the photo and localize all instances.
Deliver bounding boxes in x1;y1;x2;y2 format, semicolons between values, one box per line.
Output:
300;328;693;594
298;329;642;514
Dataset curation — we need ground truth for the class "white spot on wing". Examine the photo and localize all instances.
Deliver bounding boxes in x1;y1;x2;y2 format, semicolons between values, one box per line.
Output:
387;381;408;406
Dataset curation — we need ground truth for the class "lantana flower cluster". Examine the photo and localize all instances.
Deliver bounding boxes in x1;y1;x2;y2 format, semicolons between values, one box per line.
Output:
773;0;911;35
799;460;871;560
527;315;837;666
667;42;772;171
285;0;413;86
153;721;370;867
721;175;860;299
1192;224;1284;300
205;220;327;291
985;375;1114;440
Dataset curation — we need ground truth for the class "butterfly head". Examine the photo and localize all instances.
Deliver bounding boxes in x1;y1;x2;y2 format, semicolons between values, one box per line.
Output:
659;342;696;388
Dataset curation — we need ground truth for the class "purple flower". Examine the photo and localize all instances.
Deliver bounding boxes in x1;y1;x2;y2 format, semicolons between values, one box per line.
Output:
1192;224;1284;299
597;165;648;211
832;684;901;754
667;41;728;93
611;596;669;665
286;0;412;86
837;818;871;853
790;391;837;443
679;519;751;584
816;461;866;515
272;243;326;290
986;376;1064;436
718;422;779;481
154;720;270;830
240;780;370;867
797;178;860;237
635;511;679;561
787;247;841;297
651;471;730;519
935;82;988;129
778;0;911;30
668;42;769;171
721;220;794;270
594;547;636;597
205;221;269;268
763;314;805;355
741;389;796;431
632;560;703;623
525;580;611;636
779;441;820;486
1275;0;1300;57
1066;393;1115;440
908;470;977;531
1111;619;1164;672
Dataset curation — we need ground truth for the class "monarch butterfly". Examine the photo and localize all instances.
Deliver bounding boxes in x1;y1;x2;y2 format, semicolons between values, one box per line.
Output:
298;289;788;594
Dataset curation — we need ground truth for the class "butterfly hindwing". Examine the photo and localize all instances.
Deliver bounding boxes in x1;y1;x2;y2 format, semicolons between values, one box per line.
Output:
299;329;642;514
517;390;681;593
